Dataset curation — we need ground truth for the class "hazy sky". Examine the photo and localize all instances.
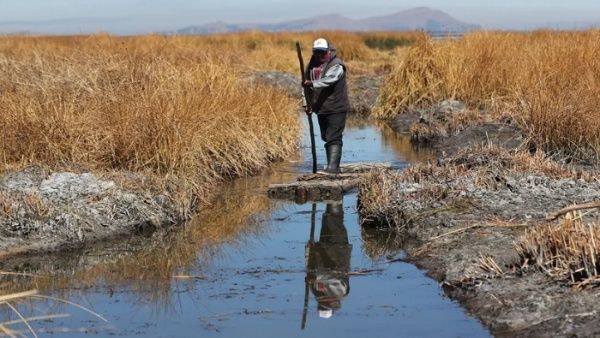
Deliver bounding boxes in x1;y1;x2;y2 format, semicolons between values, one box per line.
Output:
1;0;599;34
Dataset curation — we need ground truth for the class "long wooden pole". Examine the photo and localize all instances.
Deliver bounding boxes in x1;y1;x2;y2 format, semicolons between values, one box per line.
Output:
296;42;318;174
301;203;318;329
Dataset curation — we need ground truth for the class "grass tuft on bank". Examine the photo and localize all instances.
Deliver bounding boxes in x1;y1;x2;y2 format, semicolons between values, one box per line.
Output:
517;215;600;288
358;146;593;229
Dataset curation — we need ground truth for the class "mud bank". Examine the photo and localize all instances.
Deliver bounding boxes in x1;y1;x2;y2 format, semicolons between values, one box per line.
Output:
358;145;600;337
0;167;183;259
388;100;524;157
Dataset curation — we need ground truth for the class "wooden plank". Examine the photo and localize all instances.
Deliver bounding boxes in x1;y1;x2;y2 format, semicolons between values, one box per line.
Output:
267;162;391;203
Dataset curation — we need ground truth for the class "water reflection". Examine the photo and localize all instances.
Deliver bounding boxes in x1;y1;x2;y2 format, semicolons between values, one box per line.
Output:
0;164;292;306
302;202;352;328
377;122;434;163
360;227;405;260
0;122;490;337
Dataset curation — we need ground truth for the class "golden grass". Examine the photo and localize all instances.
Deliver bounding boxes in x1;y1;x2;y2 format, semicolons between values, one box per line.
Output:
209;31;418;75
375;30;600;159
0;31;419;211
358;168;407;228
0;35;300;211
0;30;420;304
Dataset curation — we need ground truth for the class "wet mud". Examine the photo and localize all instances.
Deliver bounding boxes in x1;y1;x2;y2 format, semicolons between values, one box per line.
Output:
365;108;600;337
389;102;524;157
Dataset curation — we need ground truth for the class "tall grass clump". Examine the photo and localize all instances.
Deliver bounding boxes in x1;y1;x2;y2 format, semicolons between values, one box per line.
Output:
0;35;299;208
517;215;600;287
375;30;600;159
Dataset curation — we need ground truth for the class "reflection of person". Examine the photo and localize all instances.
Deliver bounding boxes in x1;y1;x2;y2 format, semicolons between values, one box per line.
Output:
303;38;350;174
305;202;352;319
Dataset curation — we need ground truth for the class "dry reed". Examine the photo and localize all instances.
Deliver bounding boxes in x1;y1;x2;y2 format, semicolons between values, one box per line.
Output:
375;30;600;160
0;35;300;210
0;31;419;209
517;214;600;287
0;289;108;337
358;146;590;229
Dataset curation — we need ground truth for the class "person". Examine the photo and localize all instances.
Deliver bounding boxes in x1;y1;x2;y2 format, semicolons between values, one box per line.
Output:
303;38;350;174
305;202;352;319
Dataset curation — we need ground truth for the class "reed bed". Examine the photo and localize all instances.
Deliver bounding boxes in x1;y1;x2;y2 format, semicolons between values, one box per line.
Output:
0;31;420;210
197;30;420;75
375;30;600;159
0;35;300;209
517;215;600;287
0;30;420;304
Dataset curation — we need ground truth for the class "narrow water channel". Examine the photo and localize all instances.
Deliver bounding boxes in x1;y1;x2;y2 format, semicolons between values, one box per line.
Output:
1;116;490;337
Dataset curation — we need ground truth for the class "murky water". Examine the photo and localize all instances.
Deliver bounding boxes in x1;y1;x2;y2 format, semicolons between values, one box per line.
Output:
1;116;489;337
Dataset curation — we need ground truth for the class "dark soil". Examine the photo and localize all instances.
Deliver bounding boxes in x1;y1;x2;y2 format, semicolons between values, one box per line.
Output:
389;103;524;156
407;227;600;337
359;139;600;336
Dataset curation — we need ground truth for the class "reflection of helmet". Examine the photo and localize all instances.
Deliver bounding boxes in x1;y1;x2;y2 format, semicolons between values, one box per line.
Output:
319;309;333;319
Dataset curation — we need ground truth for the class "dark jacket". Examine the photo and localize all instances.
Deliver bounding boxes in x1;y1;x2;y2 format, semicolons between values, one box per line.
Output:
306;50;350;114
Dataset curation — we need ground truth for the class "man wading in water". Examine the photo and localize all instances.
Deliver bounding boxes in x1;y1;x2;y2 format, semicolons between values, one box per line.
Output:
303;38;350;174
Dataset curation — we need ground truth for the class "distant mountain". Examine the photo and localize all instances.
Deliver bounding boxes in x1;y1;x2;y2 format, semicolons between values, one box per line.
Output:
360;7;475;31
175;7;479;35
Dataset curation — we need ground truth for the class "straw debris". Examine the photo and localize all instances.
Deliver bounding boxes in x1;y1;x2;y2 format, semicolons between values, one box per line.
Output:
517;215;600;287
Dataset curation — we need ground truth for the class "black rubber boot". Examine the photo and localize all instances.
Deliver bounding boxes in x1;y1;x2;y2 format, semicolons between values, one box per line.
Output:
324;144;341;174
325;144;332;171
318;145;332;174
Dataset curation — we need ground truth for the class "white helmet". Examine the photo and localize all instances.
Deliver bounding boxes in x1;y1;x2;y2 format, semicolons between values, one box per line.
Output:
312;38;329;51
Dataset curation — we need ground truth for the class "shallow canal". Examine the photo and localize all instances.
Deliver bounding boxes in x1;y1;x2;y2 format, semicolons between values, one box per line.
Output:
1;116;490;337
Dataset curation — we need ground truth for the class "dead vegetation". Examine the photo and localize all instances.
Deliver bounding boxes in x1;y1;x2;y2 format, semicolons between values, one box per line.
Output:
358;145;597;229
375;30;600;161
517;210;600;288
192;30;420;75
0;34;301;215
0;31;419;214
